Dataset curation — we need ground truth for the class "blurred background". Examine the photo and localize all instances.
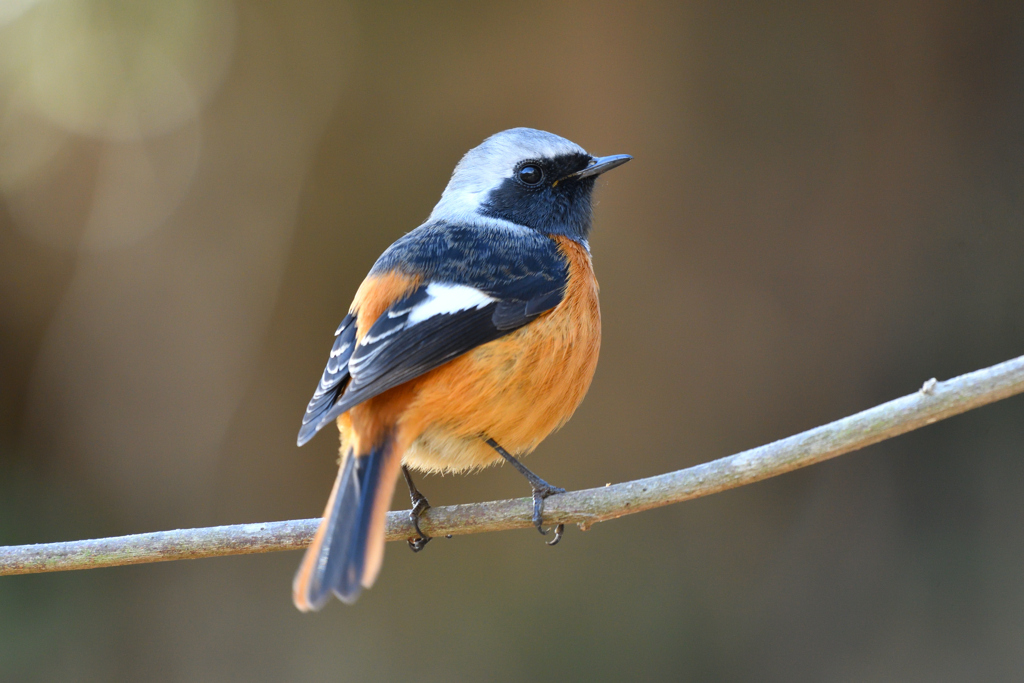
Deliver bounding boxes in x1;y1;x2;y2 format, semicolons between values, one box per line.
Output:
1;1;1023;680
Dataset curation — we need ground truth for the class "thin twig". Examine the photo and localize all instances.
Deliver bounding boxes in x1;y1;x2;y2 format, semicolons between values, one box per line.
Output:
2;354;1023;577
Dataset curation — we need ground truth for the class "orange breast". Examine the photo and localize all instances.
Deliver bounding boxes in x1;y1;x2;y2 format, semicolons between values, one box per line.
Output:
396;235;601;473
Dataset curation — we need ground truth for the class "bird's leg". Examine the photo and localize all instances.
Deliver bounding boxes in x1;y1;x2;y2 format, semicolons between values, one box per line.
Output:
485;438;565;546
401;465;431;552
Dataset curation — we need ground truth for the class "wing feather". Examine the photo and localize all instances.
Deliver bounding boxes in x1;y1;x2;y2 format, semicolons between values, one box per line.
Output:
297;313;358;446
305;279;563;439
296;225;572;446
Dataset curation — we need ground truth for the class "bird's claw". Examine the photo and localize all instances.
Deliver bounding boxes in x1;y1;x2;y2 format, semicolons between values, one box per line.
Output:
484;438;567;548
406;485;432;552
532;484;565;545
407;532;430;552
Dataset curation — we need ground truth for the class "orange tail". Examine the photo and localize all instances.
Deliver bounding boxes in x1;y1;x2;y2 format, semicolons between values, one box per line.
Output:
293;436;403;610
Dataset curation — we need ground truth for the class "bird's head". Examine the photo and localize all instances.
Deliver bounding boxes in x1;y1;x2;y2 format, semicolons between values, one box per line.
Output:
429;128;631;244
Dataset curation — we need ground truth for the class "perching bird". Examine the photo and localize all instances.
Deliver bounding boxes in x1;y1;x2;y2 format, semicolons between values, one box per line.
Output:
293;128;630;610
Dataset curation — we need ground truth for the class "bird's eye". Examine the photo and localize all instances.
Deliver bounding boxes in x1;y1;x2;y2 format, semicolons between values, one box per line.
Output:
517;164;543;186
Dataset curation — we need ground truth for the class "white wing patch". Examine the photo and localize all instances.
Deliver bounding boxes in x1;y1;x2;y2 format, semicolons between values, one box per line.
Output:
407;283;496;324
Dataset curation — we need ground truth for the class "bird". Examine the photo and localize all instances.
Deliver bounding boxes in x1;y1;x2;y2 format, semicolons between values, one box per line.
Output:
292;127;630;610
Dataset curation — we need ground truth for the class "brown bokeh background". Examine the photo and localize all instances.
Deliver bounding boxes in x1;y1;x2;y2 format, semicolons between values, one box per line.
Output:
2;1;1024;680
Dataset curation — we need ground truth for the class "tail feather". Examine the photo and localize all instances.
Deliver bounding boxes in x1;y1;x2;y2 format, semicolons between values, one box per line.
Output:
292;439;401;610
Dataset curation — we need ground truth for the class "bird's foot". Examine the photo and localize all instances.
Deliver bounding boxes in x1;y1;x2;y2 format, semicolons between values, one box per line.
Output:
484;437;567;547
408;494;431;552
531;481;566;546
402;466;431;552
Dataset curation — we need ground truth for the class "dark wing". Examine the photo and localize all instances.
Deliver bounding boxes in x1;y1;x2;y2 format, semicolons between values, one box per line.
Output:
297;314;358;446
298;273;566;446
296;221;572;447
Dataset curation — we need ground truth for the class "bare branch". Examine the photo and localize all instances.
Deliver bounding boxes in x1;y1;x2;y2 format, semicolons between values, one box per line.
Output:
3;354;1023;577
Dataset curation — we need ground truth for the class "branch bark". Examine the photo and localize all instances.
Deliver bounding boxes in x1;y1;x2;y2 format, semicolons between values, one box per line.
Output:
3;354;1023;577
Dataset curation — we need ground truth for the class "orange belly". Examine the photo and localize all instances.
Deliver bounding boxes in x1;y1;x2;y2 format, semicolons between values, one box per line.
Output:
402;236;600;472
337;235;600;473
